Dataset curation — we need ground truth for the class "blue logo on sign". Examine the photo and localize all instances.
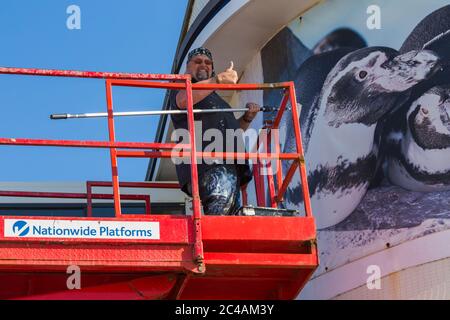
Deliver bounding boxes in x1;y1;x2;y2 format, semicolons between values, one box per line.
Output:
12;221;30;237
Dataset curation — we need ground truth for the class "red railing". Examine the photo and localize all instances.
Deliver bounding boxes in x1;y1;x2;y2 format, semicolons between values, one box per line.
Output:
0;189;152;215
0;66;313;265
85;181;179;217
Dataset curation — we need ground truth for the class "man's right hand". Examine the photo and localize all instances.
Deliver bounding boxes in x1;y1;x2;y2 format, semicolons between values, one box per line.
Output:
216;61;238;84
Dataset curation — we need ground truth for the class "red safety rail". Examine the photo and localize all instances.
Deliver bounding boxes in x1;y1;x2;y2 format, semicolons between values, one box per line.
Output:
85;181;180;217
0;190;151;216
0;66;317;300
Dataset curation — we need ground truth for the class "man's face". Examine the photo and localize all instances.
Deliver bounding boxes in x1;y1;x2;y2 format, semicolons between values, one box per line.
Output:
186;54;213;81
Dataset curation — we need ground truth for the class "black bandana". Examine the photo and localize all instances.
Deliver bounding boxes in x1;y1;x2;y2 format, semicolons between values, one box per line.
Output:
187;47;216;77
188;47;213;62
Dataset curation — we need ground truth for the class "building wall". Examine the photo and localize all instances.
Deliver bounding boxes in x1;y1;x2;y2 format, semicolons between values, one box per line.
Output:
335;258;450;300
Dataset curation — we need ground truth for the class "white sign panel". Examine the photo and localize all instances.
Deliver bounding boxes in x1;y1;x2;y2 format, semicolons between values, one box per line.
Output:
3;219;160;240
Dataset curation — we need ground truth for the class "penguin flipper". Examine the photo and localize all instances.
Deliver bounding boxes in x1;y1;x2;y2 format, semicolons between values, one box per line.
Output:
400;5;450;53
423;30;450;62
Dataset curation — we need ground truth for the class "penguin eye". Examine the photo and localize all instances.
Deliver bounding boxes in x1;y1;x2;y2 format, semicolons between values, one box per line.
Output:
420;105;429;115
357;70;368;80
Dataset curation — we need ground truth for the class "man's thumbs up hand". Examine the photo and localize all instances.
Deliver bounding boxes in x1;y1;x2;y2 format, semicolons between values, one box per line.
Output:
227;61;234;71
216;60;238;84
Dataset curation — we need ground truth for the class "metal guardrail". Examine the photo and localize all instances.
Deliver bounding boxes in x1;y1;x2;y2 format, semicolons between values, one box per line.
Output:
0;66;313;267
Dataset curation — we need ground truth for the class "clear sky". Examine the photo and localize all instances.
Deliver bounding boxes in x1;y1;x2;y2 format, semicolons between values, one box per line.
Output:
0;0;187;181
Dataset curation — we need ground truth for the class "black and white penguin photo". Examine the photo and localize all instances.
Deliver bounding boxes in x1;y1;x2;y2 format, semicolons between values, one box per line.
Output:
386;85;450;191
380;5;450;192
263;27;367;155
283;47;356;157
282;28;367;166
257;4;450;230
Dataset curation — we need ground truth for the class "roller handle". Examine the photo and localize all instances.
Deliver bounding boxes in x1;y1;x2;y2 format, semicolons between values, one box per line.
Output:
50;114;69;120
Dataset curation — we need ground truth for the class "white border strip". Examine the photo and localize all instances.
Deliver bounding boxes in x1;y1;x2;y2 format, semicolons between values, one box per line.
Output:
298;228;450;300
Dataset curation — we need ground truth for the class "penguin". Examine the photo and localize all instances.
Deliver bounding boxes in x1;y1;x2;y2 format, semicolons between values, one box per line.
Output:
373;6;450;190
312;28;367;55
282;48;357;158
262;27;367;139
281;29;367;160
386;85;450;191
280;48;356;211
283;46;442;229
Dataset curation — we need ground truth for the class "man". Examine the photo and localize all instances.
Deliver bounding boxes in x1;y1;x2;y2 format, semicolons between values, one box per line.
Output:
169;47;260;215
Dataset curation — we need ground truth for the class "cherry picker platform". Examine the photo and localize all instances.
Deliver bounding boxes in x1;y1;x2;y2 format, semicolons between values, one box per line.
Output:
0;67;318;300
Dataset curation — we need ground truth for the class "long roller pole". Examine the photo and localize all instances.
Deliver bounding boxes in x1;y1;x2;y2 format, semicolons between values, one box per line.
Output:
50;106;286;120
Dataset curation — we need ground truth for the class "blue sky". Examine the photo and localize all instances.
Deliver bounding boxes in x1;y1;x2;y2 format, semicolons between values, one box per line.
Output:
0;0;187;181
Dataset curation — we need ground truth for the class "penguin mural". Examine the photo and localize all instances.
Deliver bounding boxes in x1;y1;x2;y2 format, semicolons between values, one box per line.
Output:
283;47;442;229
381;5;450;192
283;29;368;155
386;85;450;191
282;48;357;167
282;49;356;211
262;27;367;155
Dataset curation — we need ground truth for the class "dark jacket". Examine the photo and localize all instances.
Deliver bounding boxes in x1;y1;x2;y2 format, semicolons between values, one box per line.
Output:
168;88;253;195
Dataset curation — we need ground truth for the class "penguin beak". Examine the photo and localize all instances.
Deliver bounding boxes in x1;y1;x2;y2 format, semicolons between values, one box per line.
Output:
378;50;441;91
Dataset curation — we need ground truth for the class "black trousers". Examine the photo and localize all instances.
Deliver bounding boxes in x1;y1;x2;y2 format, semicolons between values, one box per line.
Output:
187;165;241;215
